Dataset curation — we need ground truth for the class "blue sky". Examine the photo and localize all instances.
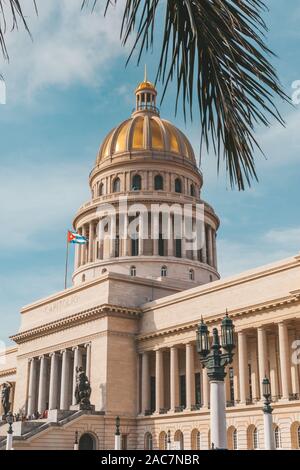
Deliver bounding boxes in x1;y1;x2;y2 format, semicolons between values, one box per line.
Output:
0;0;299;344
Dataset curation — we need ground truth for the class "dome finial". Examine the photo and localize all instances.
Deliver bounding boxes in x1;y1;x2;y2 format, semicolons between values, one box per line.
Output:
144;64;147;82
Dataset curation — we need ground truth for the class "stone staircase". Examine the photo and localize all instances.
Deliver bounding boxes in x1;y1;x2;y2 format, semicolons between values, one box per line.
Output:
0;410;98;450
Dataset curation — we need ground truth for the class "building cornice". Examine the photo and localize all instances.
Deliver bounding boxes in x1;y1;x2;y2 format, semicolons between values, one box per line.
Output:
137;292;300;342
141;255;300;314
0;368;16;378
11;304;141;345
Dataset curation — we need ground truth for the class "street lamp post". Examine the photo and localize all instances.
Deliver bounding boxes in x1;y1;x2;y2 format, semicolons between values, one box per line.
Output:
196;312;235;450
74;431;79;451
115;416;121;450
167;430;171;450
262;377;275;450
6;412;14;451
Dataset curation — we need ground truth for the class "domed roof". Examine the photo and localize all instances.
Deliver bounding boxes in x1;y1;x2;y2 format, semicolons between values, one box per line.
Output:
135;80;157;92
97;115;196;164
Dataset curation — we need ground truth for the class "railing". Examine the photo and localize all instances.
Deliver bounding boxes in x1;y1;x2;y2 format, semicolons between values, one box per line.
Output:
174;406;185;413
289;393;300;401
191;404;202;411
144;409;154;416
133;104;159;114
159;408;169;415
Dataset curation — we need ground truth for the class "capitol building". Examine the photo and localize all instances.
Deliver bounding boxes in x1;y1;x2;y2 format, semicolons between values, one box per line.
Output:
0;78;300;450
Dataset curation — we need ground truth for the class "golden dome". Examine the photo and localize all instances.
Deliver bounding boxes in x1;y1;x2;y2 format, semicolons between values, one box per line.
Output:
135;80;157;93
97;114;196;165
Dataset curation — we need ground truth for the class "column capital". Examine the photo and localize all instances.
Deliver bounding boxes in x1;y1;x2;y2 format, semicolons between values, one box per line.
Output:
49;351;58;358
84;342;91;349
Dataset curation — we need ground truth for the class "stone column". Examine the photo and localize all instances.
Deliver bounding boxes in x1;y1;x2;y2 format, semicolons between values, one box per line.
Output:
81;225;87;265
85;343;92;381
212;230;218;270
60;349;71;410
27;358;38;416
290;330;300;396
207;226;213;267
74;239;80;270
250;340;259;401
123;213;130;257
257;327;268;398
278;322;292;400
88;221;94;263
202;368;209;408
38;355;48;414
167;215;174;257
49;353;59;410
186;343;195;410
77;227;82;267
201;225;207;264
232;350;240;403
141;352;150;413
155;349;164;413
72;346;83;406
238;331;249;404
269;335;279;400
170;346;179;411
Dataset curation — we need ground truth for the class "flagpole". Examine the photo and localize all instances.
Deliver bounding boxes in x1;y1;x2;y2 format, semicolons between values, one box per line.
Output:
64;235;69;290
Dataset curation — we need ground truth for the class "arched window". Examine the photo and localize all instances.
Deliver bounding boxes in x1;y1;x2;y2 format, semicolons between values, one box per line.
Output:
189;269;195;281
155;175;164;190
253;427;259;450
298;425;300;449
99;183;104;196
79;433;97;450
174;430;184;450
233;429;238;450
290;422;300;449
274;426;282;449
159;431;167;450
130;266;137;277
175;178;182;193
161;266;167;278
196;431;201;450
132;174;142;191
113;177;121;193
190;184;195;197
144;432;153;450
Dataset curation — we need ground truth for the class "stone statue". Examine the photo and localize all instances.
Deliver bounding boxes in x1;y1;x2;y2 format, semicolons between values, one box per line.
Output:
74;367;92;409
1;382;11;416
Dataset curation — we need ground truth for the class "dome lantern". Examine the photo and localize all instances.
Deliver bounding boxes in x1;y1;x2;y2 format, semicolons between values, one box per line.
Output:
134;66;158;115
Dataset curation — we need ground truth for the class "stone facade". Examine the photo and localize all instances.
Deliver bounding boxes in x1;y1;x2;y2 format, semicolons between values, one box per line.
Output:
0;79;299;450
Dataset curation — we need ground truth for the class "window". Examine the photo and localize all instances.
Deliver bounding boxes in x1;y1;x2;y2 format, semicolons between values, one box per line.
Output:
274;426;282;449
99;183;104;196
175;239;182;258
113;178;121;193
298;425;300;448
144;433;153;450
114;235;120;258
174;430;184;450
121;435;128;450
154;175;164;190
81;274;86;283
195;373;201;406
175;178;182;193
150;376;156;413
189;269;195;281
159;234;165;256
253;428;259;450
229;367;235;403
161;266;167;278
131;238;139;257
233;429;238;450
79;433;96;450
196;432;201;450
180;375;186;408
130;266;136;277
132;174;142;191
190;184;195;197
159;432;167;450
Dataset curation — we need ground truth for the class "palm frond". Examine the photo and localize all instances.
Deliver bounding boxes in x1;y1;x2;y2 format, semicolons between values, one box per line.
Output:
0;0;37;60
83;0;289;190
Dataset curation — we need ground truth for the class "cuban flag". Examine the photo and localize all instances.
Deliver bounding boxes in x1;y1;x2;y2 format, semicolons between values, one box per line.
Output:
67;230;88;245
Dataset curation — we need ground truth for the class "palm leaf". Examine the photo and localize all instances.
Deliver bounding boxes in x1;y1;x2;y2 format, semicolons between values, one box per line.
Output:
83;0;289;190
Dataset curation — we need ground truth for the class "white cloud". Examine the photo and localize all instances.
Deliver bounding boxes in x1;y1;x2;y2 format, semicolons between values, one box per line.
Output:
1;0;126;102
0;159;89;250
218;226;300;277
